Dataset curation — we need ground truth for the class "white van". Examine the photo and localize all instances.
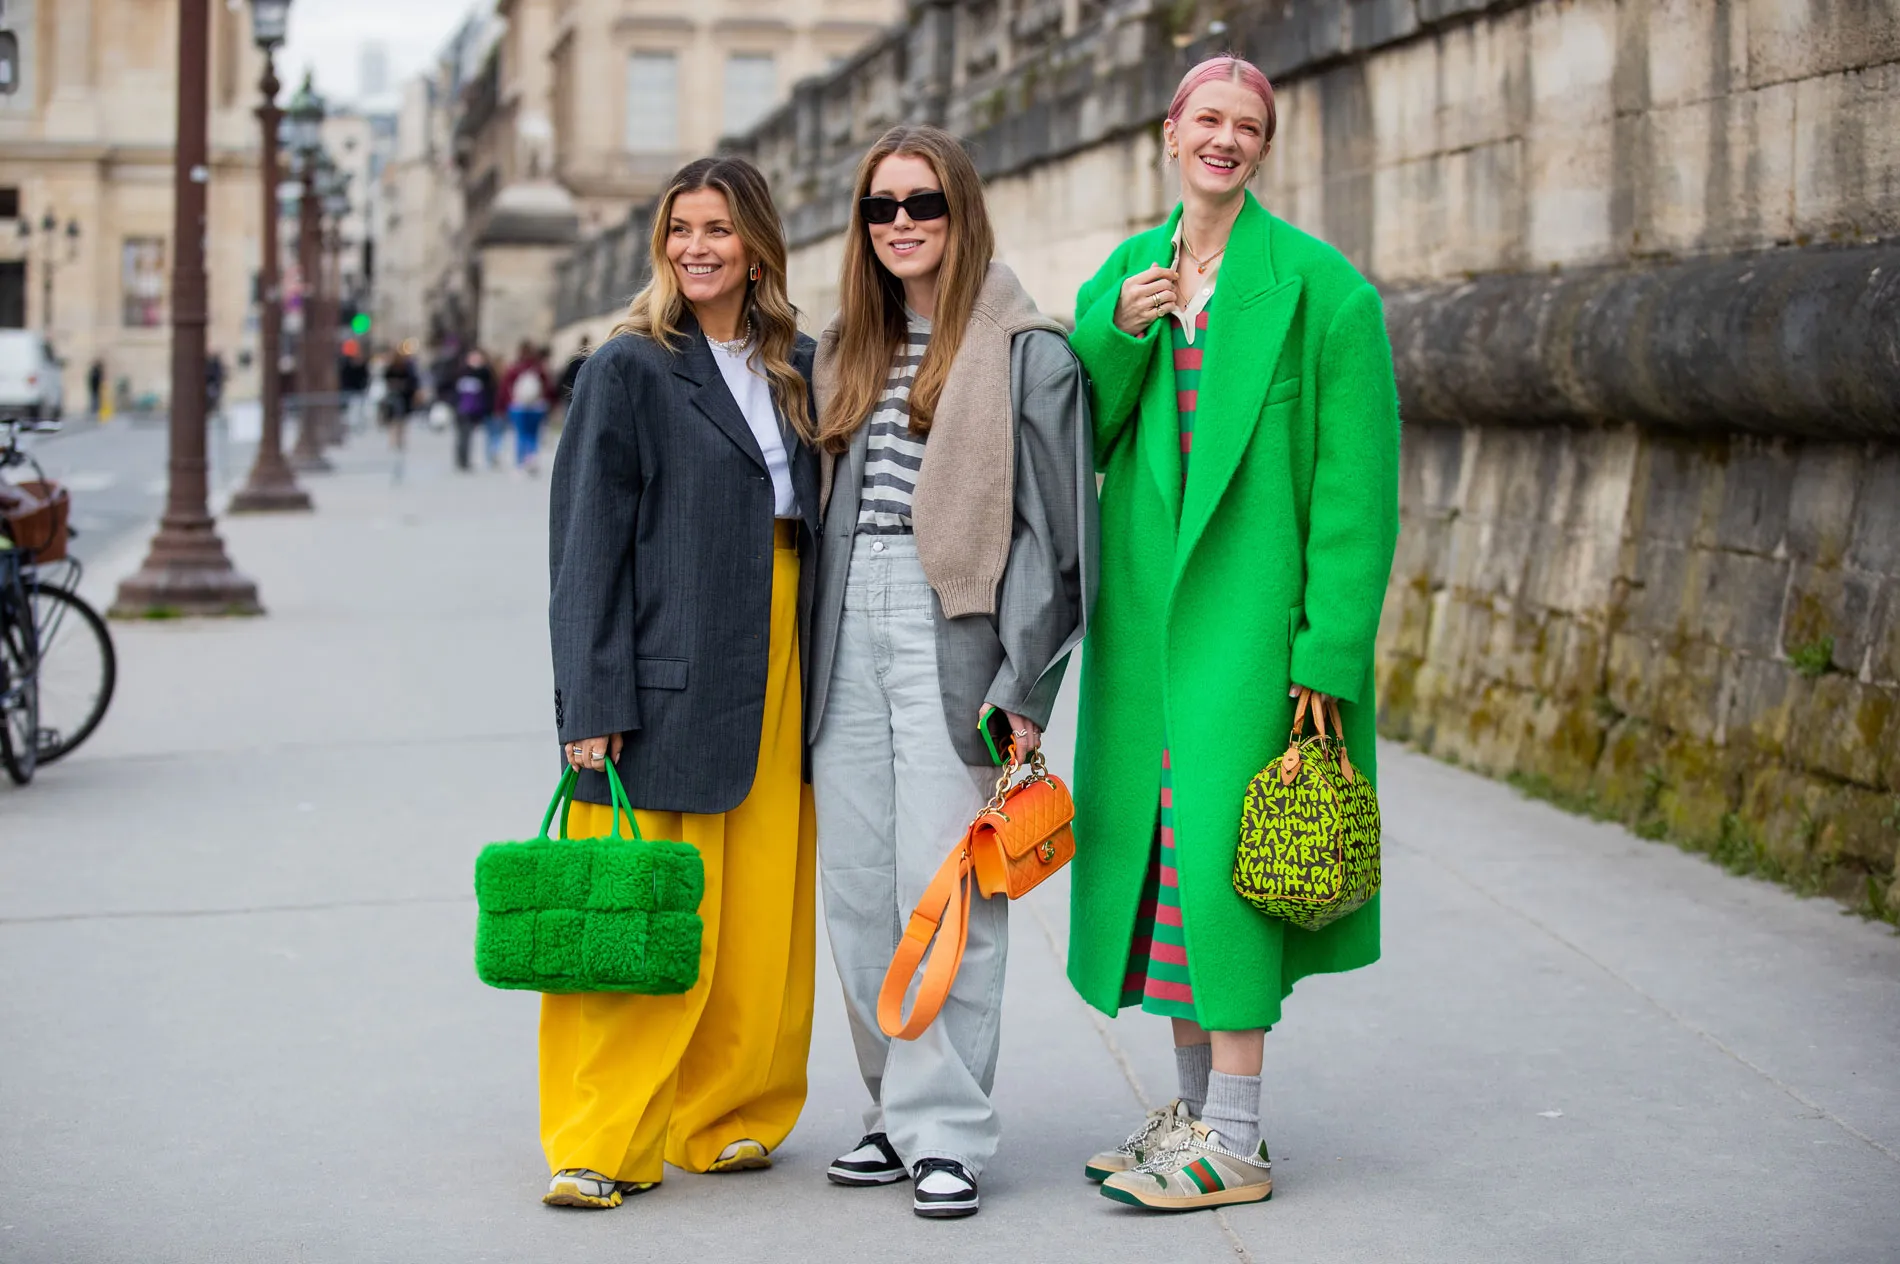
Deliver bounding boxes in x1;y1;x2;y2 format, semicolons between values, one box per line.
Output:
0;330;65;423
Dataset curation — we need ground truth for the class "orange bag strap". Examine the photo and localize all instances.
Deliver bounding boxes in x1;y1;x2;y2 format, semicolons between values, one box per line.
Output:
876;835;976;1041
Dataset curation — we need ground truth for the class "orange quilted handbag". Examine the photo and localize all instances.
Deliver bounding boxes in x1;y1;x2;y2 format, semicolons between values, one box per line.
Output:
877;746;1075;1039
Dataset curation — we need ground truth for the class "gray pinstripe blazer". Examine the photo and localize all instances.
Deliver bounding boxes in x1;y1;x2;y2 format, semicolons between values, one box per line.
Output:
806;329;1097;766
548;321;819;812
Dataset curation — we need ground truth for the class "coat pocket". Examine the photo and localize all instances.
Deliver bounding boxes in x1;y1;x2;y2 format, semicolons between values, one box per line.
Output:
1266;375;1302;406
634;656;690;690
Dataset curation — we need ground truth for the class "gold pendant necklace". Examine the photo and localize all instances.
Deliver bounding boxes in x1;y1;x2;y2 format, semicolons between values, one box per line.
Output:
1182;237;1228;275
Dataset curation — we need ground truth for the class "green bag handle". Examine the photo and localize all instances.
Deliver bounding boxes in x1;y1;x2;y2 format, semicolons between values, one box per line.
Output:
536;759;646;844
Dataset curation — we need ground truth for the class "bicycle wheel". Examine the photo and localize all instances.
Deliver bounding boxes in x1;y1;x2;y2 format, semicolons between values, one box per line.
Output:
0;595;38;785
30;583;115;764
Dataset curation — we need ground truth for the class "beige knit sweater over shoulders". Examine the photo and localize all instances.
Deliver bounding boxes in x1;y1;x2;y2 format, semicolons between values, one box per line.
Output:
816;261;1064;617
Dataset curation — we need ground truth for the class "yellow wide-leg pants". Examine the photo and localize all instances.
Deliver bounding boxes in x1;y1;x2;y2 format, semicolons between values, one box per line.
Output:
539;527;815;1184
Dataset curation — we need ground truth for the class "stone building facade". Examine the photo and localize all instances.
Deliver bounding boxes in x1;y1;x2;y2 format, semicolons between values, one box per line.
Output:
394;0;898;360
550;0;898;234
373;76;457;356
0;0;270;413
553;0;1900;916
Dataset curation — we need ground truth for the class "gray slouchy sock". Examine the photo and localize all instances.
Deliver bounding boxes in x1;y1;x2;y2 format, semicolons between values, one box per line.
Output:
1174;1042;1212;1117
1201;1070;1263;1157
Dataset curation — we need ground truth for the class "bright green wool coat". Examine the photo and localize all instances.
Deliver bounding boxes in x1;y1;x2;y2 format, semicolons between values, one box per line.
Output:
1066;194;1401;1031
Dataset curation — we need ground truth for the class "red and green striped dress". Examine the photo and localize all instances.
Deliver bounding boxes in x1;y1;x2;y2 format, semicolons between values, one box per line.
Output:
1120;305;1210;1020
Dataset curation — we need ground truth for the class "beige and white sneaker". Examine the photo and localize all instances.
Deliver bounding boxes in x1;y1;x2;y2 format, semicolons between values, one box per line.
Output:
1084;1097;1196;1183
1100;1121;1272;1211
543;1169;657;1209
708;1139;771;1172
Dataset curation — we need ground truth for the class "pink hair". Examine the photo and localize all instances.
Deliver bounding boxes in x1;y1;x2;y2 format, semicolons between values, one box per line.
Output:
1166;56;1277;144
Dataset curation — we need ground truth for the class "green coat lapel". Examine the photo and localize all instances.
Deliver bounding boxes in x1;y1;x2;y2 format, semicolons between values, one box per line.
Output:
1140;204;1188;525
1177;197;1301;578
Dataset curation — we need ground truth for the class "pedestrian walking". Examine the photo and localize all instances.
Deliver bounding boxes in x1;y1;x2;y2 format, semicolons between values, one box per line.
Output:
481;352;509;469
808;124;1093;1219
552;336;588;434
558;337;588;402
343;349;374;432
428;345;458;433
500;341;552;473
451;349;495;472
543;155;820;1210
380;347;420;452
1064;56;1400;1211
205;351;227;421
86;358;104;418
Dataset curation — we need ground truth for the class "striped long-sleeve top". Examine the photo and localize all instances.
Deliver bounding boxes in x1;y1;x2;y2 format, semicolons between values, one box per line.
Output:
856;311;933;533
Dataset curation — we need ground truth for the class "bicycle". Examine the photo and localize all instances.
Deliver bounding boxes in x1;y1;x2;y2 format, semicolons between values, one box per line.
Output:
0;419;118;784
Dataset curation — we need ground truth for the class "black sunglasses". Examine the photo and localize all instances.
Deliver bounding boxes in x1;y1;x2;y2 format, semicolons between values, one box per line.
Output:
859;191;949;225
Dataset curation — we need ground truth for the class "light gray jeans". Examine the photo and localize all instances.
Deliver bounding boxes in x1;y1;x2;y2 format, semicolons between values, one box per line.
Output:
813;534;1007;1176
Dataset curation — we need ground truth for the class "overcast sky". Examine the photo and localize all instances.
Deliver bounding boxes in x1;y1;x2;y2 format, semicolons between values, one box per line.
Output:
274;0;485;106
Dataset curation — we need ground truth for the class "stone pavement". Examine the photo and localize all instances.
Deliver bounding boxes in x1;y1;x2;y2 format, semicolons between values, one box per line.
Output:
2;427;1896;1263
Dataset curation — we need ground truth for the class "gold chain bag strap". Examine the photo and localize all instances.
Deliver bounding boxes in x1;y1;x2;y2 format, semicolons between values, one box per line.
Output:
1232;691;1382;931
877;746;1076;1039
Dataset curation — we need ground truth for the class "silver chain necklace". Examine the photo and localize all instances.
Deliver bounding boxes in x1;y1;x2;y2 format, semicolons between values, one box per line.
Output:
706;317;752;354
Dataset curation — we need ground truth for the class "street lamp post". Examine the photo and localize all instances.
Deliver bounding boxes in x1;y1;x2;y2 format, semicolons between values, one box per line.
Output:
111;0;262;617
18;212;80;343
286;74;331;472
320;166;351;446
230;0;311;513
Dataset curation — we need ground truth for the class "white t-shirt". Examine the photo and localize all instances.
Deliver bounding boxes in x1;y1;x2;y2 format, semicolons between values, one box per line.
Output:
707;340;798;518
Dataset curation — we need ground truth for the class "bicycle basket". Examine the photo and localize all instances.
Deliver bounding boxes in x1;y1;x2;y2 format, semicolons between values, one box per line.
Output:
0;479;70;562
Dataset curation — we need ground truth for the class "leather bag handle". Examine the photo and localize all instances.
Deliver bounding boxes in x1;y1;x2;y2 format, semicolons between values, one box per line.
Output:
876;837;975;1040
1285;690;1356;783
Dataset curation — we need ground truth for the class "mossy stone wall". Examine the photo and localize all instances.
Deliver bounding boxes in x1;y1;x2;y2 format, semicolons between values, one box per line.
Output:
1378;425;1900;917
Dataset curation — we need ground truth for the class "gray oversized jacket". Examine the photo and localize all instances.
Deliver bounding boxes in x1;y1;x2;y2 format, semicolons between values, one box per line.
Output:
806;327;1097;766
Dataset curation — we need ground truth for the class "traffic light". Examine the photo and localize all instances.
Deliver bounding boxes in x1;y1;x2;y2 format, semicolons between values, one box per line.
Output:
351;311;371;336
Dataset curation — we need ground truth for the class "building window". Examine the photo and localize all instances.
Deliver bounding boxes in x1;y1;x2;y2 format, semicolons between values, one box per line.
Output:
625;52;678;154
0;188;18;219
723;54;777;137
122;238;167;328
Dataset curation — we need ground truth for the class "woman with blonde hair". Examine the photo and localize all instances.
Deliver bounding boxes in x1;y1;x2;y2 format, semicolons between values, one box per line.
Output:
807;124;1094;1219
542;155;819;1209
1065;55;1400;1211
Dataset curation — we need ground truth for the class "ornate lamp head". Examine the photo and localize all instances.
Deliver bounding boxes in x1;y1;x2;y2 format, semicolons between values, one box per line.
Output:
286;70;326;158
249;0;292;51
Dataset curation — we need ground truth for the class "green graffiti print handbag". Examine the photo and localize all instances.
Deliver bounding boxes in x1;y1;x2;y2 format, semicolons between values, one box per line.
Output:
1232;691;1381;931
474;761;704;994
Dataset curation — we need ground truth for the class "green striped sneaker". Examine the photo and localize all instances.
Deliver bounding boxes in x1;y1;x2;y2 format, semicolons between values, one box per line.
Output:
1100;1122;1272;1211
1085;1098;1196;1182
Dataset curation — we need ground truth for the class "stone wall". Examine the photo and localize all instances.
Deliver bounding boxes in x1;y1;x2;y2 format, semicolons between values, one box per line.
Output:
1382;424;1900;916
549;0;1900;914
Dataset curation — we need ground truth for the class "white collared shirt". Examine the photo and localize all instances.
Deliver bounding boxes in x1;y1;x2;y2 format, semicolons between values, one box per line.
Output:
707;340;799;517
1169;221;1217;345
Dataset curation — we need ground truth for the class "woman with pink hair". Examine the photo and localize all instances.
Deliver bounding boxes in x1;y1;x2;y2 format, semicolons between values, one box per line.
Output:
1065;55;1401;1211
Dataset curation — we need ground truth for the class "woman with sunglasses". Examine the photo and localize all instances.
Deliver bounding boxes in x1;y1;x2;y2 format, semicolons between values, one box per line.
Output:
807;124;1094;1219
542;156;819;1209
1065;56;1400;1212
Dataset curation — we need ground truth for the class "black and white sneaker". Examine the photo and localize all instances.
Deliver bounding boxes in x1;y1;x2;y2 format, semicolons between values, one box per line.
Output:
827;1132;907;1186
911;1157;979;1218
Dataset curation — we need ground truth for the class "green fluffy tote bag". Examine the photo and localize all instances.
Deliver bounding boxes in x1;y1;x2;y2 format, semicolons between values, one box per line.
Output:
474;761;704;994
1232;692;1382;931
